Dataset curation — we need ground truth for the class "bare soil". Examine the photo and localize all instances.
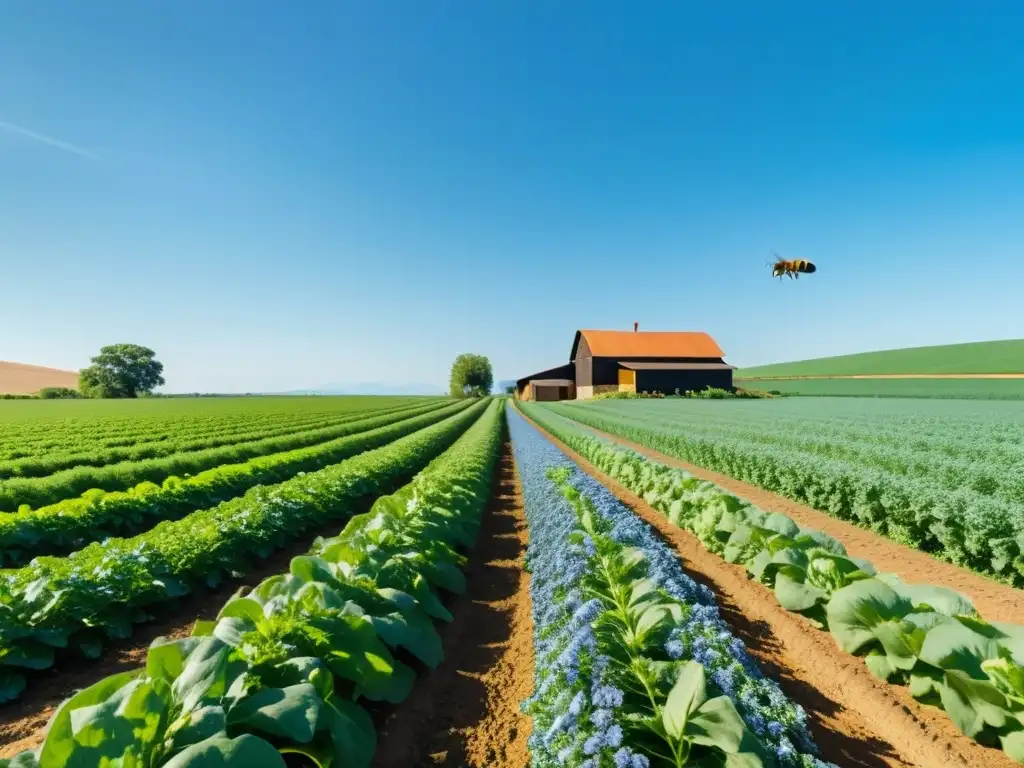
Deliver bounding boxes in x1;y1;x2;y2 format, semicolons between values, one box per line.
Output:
0;447;536;765
0;511;381;757
518;406;1020;768
582;424;1024;625
0;361;79;395
372;444;534;768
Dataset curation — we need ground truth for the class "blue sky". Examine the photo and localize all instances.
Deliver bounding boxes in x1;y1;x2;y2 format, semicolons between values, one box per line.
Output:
3;2;1024;392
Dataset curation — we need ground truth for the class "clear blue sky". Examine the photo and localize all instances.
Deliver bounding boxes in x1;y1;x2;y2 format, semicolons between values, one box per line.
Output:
3;1;1024;392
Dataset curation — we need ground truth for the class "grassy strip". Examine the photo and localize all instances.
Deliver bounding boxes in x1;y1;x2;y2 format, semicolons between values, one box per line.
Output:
508;406;827;767
541;401;1024;588
0;400;474;566
0;400;503;767
0;400;433;479
0;400;454;511
0;399;489;703
522;402;1024;764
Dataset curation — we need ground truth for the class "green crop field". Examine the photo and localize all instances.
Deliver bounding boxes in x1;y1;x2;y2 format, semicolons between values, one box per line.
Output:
539;396;1024;587
737;338;1024;377
741;376;1024;399
8;391;1024;766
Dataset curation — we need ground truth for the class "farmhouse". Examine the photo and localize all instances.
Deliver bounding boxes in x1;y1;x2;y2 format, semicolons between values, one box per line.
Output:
516;326;735;400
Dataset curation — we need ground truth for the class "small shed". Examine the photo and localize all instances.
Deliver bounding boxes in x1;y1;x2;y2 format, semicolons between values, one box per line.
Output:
515;363;576;401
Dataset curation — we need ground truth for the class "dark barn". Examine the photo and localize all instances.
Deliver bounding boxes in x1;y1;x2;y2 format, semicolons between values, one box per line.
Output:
515;326;735;401
571;328;734;398
515;363;576;401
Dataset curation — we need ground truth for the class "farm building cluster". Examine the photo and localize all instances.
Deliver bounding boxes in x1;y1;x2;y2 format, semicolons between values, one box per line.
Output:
515;327;735;401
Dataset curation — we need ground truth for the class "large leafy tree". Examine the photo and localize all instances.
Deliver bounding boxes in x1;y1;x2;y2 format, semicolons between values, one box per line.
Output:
448;353;493;398
79;343;166;398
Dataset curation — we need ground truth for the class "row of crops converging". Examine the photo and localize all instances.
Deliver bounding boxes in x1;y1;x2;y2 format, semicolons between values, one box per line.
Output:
4;395;1024;766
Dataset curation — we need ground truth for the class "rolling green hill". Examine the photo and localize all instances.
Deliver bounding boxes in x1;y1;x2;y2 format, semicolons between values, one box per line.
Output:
737;339;1024;378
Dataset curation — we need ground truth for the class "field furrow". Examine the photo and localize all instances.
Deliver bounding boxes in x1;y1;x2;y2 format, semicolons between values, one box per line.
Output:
0;400;473;565
0;400;488;701
521;400;1024;766
542;399;1024;587
0;399;455;511
507;405;832;767
0;398;504;767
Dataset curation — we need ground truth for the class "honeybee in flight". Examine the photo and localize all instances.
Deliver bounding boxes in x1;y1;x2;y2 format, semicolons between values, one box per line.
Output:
769;253;817;280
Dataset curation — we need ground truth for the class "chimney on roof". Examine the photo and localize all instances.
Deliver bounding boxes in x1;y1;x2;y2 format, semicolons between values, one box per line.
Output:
633;322;638;332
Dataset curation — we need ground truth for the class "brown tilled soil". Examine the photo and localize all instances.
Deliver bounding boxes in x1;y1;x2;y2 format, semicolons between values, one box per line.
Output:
517;407;1020;768
0;361;79;395
372;444;534;768
581;423;1024;625
0;514;376;757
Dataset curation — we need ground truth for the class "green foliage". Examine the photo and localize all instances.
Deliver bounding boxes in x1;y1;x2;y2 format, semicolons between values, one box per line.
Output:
36;387;80;400
544;466;766;766
593;390;666;400
521;401;1024;763
737;377;1024;400
539;397;1024;588
79;343;166;399
0;400;456;511
0;401;470;565
0;400;489;701
0;400;502;766
448;353;493;398
737;338;1024;378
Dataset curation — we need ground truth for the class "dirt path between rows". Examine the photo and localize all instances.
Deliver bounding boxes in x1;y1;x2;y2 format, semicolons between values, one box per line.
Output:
517;407;1019;768
574;423;1024;624
372;442;534;768
0;497;390;757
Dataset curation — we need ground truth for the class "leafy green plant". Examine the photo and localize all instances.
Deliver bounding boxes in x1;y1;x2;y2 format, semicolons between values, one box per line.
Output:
0;400;470;565
1;401;503;766
519;401;1024;764
0;400;488;703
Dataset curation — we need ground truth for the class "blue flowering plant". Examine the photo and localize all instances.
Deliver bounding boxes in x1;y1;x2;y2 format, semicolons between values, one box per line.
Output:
551;467;768;766
519;402;1024;764
508;407;831;768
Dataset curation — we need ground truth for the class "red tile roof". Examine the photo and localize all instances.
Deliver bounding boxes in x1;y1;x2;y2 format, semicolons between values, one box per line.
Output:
574;330;725;359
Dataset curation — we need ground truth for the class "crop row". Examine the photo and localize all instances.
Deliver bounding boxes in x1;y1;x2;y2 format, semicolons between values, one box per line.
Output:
0;399;488;703
0;400;502;767
0;399;456;512
542;402;1024;587
574;399;1024;459
0;399;427;478
522;402;1024;764
0;404;354;455
0;396;426;458
555;401;1024;506
0;399;474;566
508;406;830;767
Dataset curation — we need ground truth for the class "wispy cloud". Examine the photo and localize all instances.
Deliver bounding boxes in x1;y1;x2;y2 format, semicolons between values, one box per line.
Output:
0;119;101;160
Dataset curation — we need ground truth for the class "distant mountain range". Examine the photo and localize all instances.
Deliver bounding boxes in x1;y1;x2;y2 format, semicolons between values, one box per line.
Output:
281;382;447;396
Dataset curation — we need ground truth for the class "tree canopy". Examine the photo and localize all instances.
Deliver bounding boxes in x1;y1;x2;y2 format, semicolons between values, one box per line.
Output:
448;353;493;398
79;344;166;398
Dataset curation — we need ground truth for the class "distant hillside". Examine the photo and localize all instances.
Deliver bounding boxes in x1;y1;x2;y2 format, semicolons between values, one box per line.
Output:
0;361;79;394
738;339;1024;379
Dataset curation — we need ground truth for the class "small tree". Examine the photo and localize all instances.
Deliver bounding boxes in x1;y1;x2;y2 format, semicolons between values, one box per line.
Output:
79;343;166;398
448;353;493;398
